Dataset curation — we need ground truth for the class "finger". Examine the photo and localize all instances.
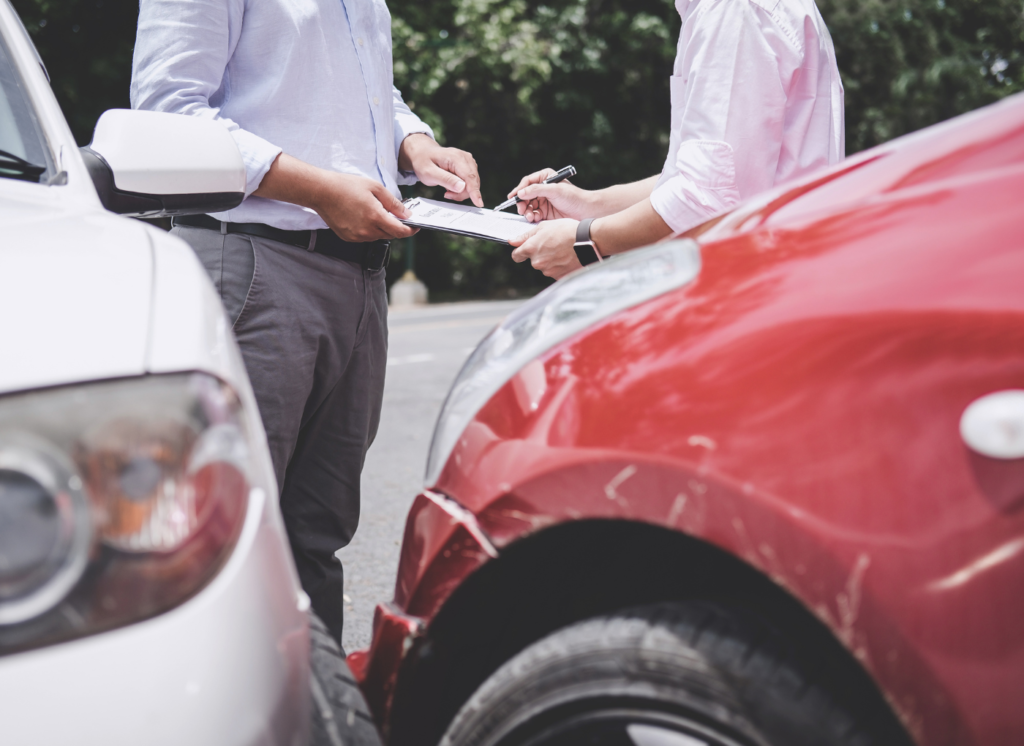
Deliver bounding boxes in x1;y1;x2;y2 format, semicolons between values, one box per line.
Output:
515;182;565;203
372;183;411;219
448;152;483;207
442;186;483;207
518;197;540;218
508;227;539;249
378;212;418;239
367;190;416;238
531;255;551;274
419;161;467;196
449;188;484;207
510;242;532;263
509;168;557;198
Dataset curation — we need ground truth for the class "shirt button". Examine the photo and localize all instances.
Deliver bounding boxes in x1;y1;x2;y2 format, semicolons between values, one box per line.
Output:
357;38;364;46
373;96;380;105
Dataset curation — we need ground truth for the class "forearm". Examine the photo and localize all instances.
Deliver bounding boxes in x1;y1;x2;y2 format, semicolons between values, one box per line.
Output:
590;198;673;255
253;153;415;242
253;153;329;212
587;175;660;217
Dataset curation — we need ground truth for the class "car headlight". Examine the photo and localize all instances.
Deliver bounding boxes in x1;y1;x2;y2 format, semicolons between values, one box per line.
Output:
425;239;702;486
0;373;266;655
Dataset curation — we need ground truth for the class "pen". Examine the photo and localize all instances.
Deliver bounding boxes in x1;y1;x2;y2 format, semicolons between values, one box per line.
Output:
493;165;577;212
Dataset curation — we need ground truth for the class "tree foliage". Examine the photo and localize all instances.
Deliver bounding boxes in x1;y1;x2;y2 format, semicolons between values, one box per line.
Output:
11;0;1024;298
818;0;1024;152
12;0;136;142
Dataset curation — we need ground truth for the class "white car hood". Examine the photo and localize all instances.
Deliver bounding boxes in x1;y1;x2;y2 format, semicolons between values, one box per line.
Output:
0;197;153;394
0;194;246;397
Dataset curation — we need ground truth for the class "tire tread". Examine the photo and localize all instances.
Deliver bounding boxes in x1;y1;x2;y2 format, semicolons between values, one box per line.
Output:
309;612;383;746
440;601;904;746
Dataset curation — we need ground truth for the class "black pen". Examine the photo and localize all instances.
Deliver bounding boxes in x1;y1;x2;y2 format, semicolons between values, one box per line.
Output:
493;165;577;212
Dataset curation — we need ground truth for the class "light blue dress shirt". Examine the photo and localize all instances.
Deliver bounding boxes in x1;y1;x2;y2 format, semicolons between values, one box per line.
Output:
131;0;434;230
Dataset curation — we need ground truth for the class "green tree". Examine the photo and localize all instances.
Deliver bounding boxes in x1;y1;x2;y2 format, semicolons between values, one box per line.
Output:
12;0;137;144
819;0;1024;152
12;0;1024;299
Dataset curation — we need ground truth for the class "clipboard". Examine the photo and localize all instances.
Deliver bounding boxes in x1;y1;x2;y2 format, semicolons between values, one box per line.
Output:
400;197;534;245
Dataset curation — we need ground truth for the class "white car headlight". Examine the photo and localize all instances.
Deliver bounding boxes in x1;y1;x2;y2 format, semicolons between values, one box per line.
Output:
425;239;702;486
0;373;268;653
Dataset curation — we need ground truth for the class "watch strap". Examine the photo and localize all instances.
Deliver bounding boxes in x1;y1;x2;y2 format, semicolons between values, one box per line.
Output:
574;218;602;266
576;218;596;245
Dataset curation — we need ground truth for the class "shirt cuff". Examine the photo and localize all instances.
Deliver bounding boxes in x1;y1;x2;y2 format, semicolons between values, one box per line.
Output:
394;115;435;187
650;175;738;234
230;129;284;196
650;140;742;233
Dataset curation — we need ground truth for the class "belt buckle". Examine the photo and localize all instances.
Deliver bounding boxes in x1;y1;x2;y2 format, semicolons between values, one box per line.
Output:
364;241;390;271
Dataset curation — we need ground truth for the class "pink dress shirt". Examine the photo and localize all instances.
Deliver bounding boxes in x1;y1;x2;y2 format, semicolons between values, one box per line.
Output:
650;0;845;233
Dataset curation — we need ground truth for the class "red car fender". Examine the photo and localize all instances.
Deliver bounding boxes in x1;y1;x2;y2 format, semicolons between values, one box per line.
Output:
356;95;1024;746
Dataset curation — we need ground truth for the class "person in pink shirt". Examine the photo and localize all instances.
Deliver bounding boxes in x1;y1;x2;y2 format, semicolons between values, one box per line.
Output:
509;0;844;279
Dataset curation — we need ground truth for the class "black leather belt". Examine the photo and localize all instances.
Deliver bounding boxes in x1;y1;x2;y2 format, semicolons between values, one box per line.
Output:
172;214;391;271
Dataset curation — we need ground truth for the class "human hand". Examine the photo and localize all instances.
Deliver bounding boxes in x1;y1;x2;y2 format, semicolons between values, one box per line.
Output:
509;168;594;223
313;172;418;242
399;133;483;207
509;219;581;279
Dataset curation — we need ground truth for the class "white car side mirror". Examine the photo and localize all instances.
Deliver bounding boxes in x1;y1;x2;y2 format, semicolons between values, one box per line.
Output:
80;109;246;218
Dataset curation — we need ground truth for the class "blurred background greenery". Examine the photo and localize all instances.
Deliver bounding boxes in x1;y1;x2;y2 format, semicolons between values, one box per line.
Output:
12;0;1024;300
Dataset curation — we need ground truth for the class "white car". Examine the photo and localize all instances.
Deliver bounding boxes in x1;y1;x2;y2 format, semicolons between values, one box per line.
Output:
0;3;379;744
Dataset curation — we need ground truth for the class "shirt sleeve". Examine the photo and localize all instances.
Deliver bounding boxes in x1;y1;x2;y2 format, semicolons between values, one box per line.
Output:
392;85;435;186
131;0;282;196
650;0;793;233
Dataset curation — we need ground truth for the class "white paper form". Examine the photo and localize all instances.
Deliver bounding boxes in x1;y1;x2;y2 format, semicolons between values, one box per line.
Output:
401;198;534;245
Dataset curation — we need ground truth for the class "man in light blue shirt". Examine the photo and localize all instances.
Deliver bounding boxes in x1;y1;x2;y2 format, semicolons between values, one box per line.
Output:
131;0;483;645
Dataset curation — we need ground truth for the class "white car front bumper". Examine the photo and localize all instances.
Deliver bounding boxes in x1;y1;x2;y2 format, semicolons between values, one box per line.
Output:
0;486;310;746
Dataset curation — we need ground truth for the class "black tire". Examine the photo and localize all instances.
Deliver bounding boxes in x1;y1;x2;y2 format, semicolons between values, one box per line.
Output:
440;602;907;746
309;612;383;746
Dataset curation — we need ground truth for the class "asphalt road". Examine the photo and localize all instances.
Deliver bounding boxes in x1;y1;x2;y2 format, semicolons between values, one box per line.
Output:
339;299;525;653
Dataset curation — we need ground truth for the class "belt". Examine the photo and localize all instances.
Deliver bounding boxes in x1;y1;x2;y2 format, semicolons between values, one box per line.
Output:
172;214;391;272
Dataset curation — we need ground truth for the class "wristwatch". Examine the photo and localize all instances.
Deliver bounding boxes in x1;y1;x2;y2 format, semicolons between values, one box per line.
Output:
573;218;604;266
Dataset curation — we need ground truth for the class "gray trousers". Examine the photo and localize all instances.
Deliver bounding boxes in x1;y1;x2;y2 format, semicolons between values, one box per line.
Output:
172;225;388;643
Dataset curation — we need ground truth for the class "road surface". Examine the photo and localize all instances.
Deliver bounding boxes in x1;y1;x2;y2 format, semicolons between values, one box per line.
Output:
339;299;525;653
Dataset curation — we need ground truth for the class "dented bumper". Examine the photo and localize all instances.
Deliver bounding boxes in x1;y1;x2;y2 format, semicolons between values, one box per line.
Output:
348;602;424;725
350;490;498;727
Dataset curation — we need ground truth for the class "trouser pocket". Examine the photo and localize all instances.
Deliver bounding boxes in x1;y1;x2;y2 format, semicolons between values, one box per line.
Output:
170;226;256;327
227;237;259;331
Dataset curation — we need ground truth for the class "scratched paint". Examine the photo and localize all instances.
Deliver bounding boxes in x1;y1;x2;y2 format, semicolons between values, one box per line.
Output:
667;493;688;525
604;465;638;507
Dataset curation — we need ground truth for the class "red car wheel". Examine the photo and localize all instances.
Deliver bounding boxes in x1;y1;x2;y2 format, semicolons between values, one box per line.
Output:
439;601;912;746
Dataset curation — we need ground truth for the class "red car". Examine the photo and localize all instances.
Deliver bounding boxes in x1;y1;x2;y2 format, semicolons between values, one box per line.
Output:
352;94;1024;746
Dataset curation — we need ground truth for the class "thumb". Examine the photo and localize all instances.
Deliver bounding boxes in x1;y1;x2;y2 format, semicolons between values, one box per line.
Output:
373;184;410;218
508;226;538;248
421;162;467;195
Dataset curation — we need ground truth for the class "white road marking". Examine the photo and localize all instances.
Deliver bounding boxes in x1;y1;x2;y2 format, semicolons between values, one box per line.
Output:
387;353;435;366
389;315;509;333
